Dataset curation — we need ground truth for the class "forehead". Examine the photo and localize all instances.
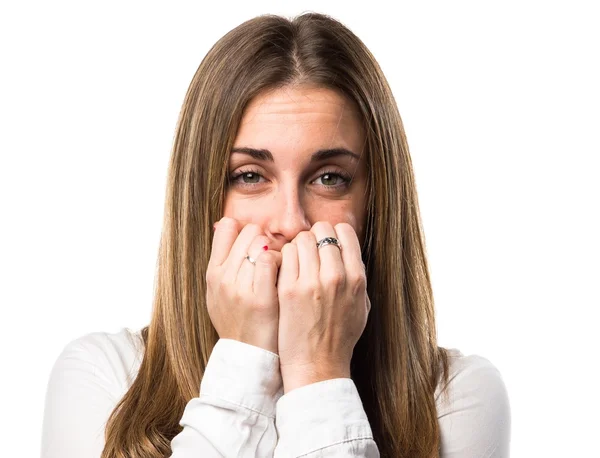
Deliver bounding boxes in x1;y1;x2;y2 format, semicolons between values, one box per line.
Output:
235;86;365;158
241;85;361;119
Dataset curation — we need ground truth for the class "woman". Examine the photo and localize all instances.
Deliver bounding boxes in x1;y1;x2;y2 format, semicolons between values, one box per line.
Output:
41;12;511;458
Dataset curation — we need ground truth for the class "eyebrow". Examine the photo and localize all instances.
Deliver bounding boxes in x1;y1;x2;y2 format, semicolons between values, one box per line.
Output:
230;147;361;163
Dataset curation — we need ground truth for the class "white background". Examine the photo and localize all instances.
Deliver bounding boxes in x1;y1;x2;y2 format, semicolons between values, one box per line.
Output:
1;1;598;456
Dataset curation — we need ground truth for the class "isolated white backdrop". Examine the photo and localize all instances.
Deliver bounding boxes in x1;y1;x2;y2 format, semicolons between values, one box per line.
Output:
1;1;598;456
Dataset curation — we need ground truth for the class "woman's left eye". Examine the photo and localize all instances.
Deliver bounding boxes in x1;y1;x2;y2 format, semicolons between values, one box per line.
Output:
312;172;350;187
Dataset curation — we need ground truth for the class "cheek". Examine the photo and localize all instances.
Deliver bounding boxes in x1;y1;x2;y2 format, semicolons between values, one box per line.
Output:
223;194;267;227
310;200;365;238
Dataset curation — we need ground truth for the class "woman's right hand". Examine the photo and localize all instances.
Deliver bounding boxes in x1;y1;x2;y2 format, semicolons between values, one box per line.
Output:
206;217;282;354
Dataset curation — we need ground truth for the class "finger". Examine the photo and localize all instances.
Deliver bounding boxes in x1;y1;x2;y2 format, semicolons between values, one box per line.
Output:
292;231;319;281
278;242;299;288
238;235;271;292
223;223;264;280
253;250;282;296
311;221;344;278
334;222;365;283
209;217;241;268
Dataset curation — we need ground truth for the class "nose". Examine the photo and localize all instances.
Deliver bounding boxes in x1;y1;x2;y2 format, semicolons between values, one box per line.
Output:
265;186;311;246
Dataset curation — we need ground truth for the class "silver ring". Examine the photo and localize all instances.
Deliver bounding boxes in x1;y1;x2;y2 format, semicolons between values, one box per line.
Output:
245;255;256;265
316;237;341;251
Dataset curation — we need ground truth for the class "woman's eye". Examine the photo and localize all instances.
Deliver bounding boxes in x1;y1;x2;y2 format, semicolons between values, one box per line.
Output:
229;169;264;186
313;171;351;188
239;172;261;184
315;173;341;186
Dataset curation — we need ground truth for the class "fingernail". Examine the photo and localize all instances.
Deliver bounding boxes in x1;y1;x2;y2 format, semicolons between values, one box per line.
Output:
262;245;269;251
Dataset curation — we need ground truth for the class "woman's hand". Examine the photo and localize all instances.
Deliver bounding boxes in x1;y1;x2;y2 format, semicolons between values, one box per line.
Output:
276;222;371;393
206;217;282;354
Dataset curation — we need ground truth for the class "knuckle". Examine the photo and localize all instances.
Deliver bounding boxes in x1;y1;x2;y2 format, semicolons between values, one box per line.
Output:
281;243;295;255
242;223;262;236
311;221;332;232
334;222;353;236
279;285;296;301
219;217;238;231
351;273;367;295
300;279;320;293
323;270;345;287
248;297;270;312
256;251;277;265
350;271;367;287
218;276;235;293
205;268;216;284
296;231;315;244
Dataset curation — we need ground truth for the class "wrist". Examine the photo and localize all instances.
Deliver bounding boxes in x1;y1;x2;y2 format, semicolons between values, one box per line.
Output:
281;363;351;394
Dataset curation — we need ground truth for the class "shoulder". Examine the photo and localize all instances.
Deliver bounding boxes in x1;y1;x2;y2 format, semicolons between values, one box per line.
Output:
436;348;507;394
435;348;511;456
53;327;144;394
435;347;510;412
42;328;145;455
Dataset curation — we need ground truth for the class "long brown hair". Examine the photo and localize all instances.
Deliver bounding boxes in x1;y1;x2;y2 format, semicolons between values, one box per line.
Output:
101;12;451;458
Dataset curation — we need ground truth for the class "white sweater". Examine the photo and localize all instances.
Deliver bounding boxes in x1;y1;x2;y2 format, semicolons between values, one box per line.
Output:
41;328;511;457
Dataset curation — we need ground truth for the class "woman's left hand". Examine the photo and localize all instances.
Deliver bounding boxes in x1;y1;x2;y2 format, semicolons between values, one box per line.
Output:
277;222;371;393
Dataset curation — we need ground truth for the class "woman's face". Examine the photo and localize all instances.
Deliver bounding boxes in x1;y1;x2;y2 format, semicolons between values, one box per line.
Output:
224;85;368;251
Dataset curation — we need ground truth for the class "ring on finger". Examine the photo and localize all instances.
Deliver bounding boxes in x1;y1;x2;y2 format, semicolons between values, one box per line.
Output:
316;236;341;251
245;255;256;265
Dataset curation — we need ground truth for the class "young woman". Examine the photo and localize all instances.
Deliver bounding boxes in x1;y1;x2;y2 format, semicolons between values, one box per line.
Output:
42;12;511;458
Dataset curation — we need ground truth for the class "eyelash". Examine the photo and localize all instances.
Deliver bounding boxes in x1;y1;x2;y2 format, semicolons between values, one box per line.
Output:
228;167;352;190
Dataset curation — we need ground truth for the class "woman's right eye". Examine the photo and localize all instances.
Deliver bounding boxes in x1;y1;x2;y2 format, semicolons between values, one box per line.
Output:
229;169;264;186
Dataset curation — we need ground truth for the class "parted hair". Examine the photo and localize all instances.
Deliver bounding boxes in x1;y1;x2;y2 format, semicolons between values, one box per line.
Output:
101;12;451;458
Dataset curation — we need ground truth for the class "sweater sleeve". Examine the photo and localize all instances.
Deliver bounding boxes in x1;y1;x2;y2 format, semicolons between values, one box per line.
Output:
273;378;380;457
170;338;283;457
